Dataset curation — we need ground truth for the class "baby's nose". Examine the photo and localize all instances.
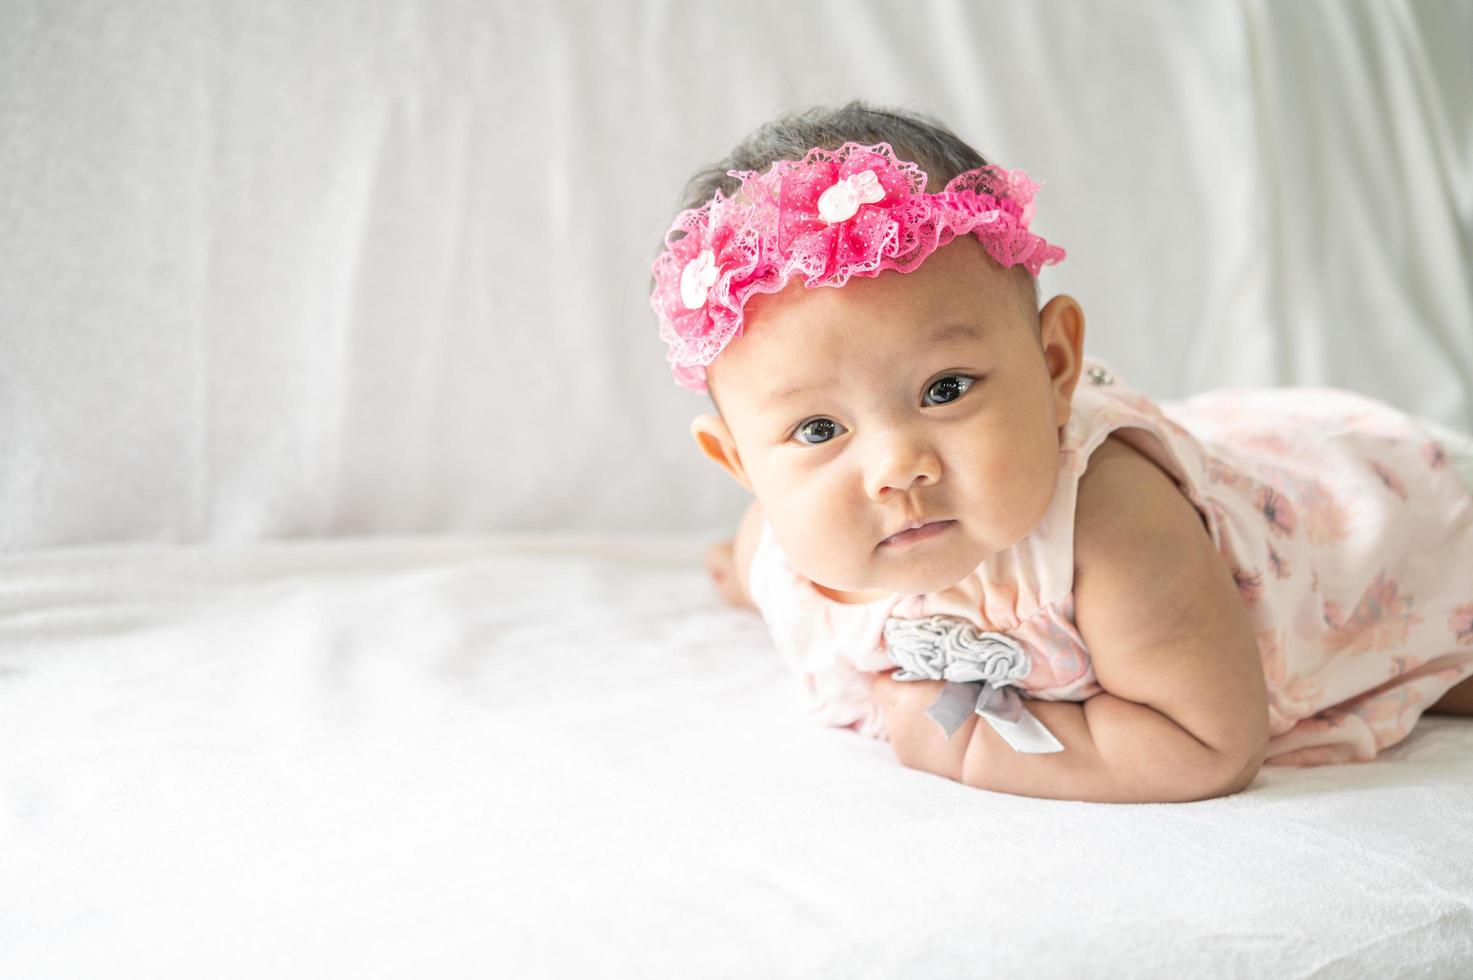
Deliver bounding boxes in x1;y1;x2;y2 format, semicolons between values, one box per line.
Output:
865;431;941;498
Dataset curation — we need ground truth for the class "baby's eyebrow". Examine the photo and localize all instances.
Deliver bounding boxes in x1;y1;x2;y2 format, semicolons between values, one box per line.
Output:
929;321;987;344
764;322;985;405
768;380;831;404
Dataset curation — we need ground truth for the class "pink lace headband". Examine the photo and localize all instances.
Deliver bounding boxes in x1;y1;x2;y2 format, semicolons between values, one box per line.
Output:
649;141;1066;393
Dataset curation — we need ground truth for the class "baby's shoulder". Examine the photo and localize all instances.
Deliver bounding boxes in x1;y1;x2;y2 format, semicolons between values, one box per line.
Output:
1070;431;1248;659
1073;433;1212;565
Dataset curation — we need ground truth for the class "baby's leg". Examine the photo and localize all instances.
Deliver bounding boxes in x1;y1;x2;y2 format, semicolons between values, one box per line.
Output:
1428;674;1473;716
1414;419;1473;718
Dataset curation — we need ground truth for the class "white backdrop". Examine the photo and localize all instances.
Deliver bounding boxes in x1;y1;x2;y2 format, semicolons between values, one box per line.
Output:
2;0;1470;550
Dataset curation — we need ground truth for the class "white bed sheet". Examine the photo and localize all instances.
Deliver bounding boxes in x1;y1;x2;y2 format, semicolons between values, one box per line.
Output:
3;534;1472;978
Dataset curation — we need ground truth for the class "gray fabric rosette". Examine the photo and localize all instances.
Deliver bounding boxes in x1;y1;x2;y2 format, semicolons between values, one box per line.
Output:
881;615;1064;754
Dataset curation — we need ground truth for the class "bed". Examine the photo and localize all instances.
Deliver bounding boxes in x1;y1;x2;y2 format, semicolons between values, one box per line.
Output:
3;534;1471;977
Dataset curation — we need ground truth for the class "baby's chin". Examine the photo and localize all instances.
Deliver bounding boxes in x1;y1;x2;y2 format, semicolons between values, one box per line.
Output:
788;530;992;597
843;553;978;596
870;539;994;594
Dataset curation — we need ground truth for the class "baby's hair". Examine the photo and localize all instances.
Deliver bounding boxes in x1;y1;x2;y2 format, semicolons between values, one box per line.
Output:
668;100;1042;416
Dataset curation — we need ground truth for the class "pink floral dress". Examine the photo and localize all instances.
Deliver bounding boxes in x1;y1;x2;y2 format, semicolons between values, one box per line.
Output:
746;358;1473;767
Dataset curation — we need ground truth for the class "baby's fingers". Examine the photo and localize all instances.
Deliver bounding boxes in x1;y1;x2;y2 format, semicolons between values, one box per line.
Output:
874;676;969;782
870;670;903;709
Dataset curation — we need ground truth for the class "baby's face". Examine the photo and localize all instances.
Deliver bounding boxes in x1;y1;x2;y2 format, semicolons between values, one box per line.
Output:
696;236;1086;597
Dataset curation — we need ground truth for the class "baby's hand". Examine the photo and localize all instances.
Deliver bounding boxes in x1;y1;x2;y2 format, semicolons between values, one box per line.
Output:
705;538;754;609
871;672;968;782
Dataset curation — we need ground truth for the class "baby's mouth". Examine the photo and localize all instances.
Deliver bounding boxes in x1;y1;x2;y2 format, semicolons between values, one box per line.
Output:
879;519;957;549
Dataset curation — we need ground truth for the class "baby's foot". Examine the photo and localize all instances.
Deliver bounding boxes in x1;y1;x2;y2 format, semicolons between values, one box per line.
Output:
705;539;753;609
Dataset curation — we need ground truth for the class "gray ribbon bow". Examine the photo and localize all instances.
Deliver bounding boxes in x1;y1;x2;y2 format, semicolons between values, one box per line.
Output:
882;615;1064;754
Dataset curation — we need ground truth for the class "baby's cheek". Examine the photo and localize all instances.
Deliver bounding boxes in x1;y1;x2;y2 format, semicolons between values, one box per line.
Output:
783;530;854;583
779;496;867;582
996;437;1063;536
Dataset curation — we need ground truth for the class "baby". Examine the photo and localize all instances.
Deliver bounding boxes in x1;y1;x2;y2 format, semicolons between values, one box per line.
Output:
650;101;1473;804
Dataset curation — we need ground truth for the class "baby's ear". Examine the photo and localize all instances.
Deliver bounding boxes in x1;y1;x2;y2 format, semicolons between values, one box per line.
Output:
690;414;753;491
1039;294;1086;428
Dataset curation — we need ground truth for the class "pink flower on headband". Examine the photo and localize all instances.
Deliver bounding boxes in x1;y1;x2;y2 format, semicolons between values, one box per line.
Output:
650;142;1066;393
761;144;928;287
649;192;777;391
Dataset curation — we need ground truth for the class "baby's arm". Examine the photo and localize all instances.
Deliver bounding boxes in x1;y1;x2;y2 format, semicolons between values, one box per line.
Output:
877;438;1270;803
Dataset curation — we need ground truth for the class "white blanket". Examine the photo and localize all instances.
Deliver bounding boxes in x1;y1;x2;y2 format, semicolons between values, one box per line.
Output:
3;535;1471;977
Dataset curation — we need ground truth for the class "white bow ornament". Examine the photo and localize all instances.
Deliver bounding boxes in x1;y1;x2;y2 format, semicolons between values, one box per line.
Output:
680;248;719;310
816;169;886;224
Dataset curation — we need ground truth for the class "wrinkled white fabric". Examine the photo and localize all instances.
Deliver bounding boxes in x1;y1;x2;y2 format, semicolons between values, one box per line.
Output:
2;535;1472;978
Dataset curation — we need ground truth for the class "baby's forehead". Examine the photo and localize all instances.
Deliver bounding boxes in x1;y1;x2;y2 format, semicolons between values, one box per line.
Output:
710;241;1032;397
712;317;994;409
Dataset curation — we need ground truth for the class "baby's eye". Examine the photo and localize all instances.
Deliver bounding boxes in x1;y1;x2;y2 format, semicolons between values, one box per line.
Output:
793;417;845;446
924;375;974;405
